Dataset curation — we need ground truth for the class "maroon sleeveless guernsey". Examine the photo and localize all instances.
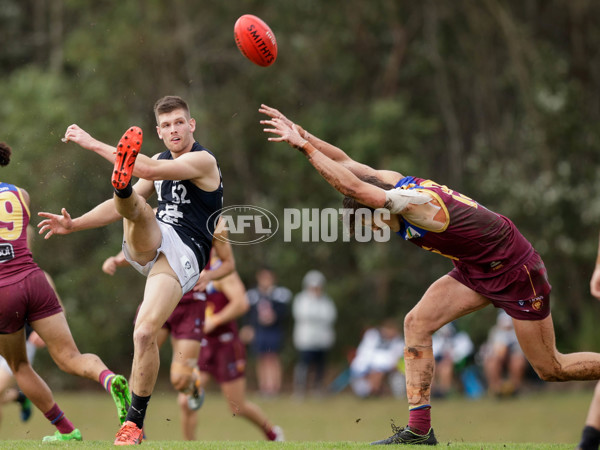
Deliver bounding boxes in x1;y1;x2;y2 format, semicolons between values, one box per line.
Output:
0;183;39;286
395;176;534;280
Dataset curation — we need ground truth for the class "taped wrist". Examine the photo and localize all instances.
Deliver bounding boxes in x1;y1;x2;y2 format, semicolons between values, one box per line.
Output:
299;140;316;156
384;187;431;214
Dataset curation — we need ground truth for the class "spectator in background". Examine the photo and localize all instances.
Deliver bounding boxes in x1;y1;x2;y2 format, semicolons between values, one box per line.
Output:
292;270;337;399
240;267;292;396
350;319;405;398
482;310;527;398
431;322;474;398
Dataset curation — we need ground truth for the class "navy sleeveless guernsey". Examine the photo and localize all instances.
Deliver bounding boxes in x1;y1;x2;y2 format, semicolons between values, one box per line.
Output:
154;142;223;267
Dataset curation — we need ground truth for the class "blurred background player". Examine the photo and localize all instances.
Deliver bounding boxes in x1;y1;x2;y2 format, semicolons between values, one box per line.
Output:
577;233;600;450
482;310;527;398
0;142;130;442
240;267;292;397
0;324;44;427
292;270;337;399
349;319;405;399
178;245;284;441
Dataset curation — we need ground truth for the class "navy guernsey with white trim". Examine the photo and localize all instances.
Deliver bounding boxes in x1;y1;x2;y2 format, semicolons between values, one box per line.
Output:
154;142;223;268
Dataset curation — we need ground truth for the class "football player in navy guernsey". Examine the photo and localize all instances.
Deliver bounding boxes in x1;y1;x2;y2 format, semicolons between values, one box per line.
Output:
38;96;223;445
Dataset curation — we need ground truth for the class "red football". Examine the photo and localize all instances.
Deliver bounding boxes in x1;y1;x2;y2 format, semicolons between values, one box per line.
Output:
234;14;278;67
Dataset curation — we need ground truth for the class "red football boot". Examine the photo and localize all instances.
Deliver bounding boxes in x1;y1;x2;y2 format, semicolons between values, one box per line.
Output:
112;126;143;190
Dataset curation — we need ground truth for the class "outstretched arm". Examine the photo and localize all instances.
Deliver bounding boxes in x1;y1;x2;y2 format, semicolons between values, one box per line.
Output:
261;115;387;209
194;232;236;292
102;250;130;276
204;272;250;334
259;104;388;180
37;200;121;239
62;124;218;185
37;178;154;239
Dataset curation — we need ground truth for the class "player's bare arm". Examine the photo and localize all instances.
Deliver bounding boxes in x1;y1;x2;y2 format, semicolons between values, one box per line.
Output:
37;178;154;239
138;151;220;191
209;228;236;278
259;104;401;183
262;115;393;210
205;272;250;334
102;250;130;276
194;229;235;292
37;200;121;239
63;125;218;190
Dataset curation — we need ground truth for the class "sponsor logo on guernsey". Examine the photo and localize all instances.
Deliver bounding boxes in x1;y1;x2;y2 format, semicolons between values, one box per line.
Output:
405;227;421;240
0;244;15;263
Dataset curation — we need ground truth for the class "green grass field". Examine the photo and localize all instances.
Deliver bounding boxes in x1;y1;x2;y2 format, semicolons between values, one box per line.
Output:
0;384;592;448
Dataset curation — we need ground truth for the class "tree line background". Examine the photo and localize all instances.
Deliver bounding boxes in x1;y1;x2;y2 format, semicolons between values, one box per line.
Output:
2;0;600;388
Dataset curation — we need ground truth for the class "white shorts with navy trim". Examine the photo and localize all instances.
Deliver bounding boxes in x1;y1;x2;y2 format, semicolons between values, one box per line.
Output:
122;220;200;294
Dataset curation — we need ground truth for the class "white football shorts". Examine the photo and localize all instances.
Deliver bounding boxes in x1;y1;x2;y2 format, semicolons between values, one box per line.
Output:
122;220;200;294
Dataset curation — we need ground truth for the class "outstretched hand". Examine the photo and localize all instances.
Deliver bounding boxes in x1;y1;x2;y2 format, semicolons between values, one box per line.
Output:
102;256;119;276
193;269;212;292
259;104;295;127
61;124;98;150
37;208;74;239
259;104;308;149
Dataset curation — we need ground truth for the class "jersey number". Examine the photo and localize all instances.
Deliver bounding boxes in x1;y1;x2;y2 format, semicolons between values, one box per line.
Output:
154;181;191;204
420;180;478;209
0;191;25;241
171;184;191;204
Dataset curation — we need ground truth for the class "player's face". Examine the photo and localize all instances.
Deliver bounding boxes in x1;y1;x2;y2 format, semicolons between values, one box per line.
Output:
156;109;196;155
361;212;398;232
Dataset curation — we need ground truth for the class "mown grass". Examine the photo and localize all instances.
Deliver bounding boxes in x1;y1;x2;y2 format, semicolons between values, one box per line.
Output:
0;383;593;448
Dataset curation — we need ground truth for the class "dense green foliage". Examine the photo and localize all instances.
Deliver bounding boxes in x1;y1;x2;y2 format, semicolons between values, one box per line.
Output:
2;1;600;381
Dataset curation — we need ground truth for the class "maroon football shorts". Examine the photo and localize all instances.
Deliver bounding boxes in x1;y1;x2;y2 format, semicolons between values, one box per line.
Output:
199;333;246;383
162;297;205;341
449;251;551;321
0;269;63;334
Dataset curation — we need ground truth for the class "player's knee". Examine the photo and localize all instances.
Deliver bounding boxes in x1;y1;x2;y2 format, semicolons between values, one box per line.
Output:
531;362;568;382
404;311;434;338
176;392;190;410
50;349;83;375
228;401;243;416
133;322;158;350
171;373;192;392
